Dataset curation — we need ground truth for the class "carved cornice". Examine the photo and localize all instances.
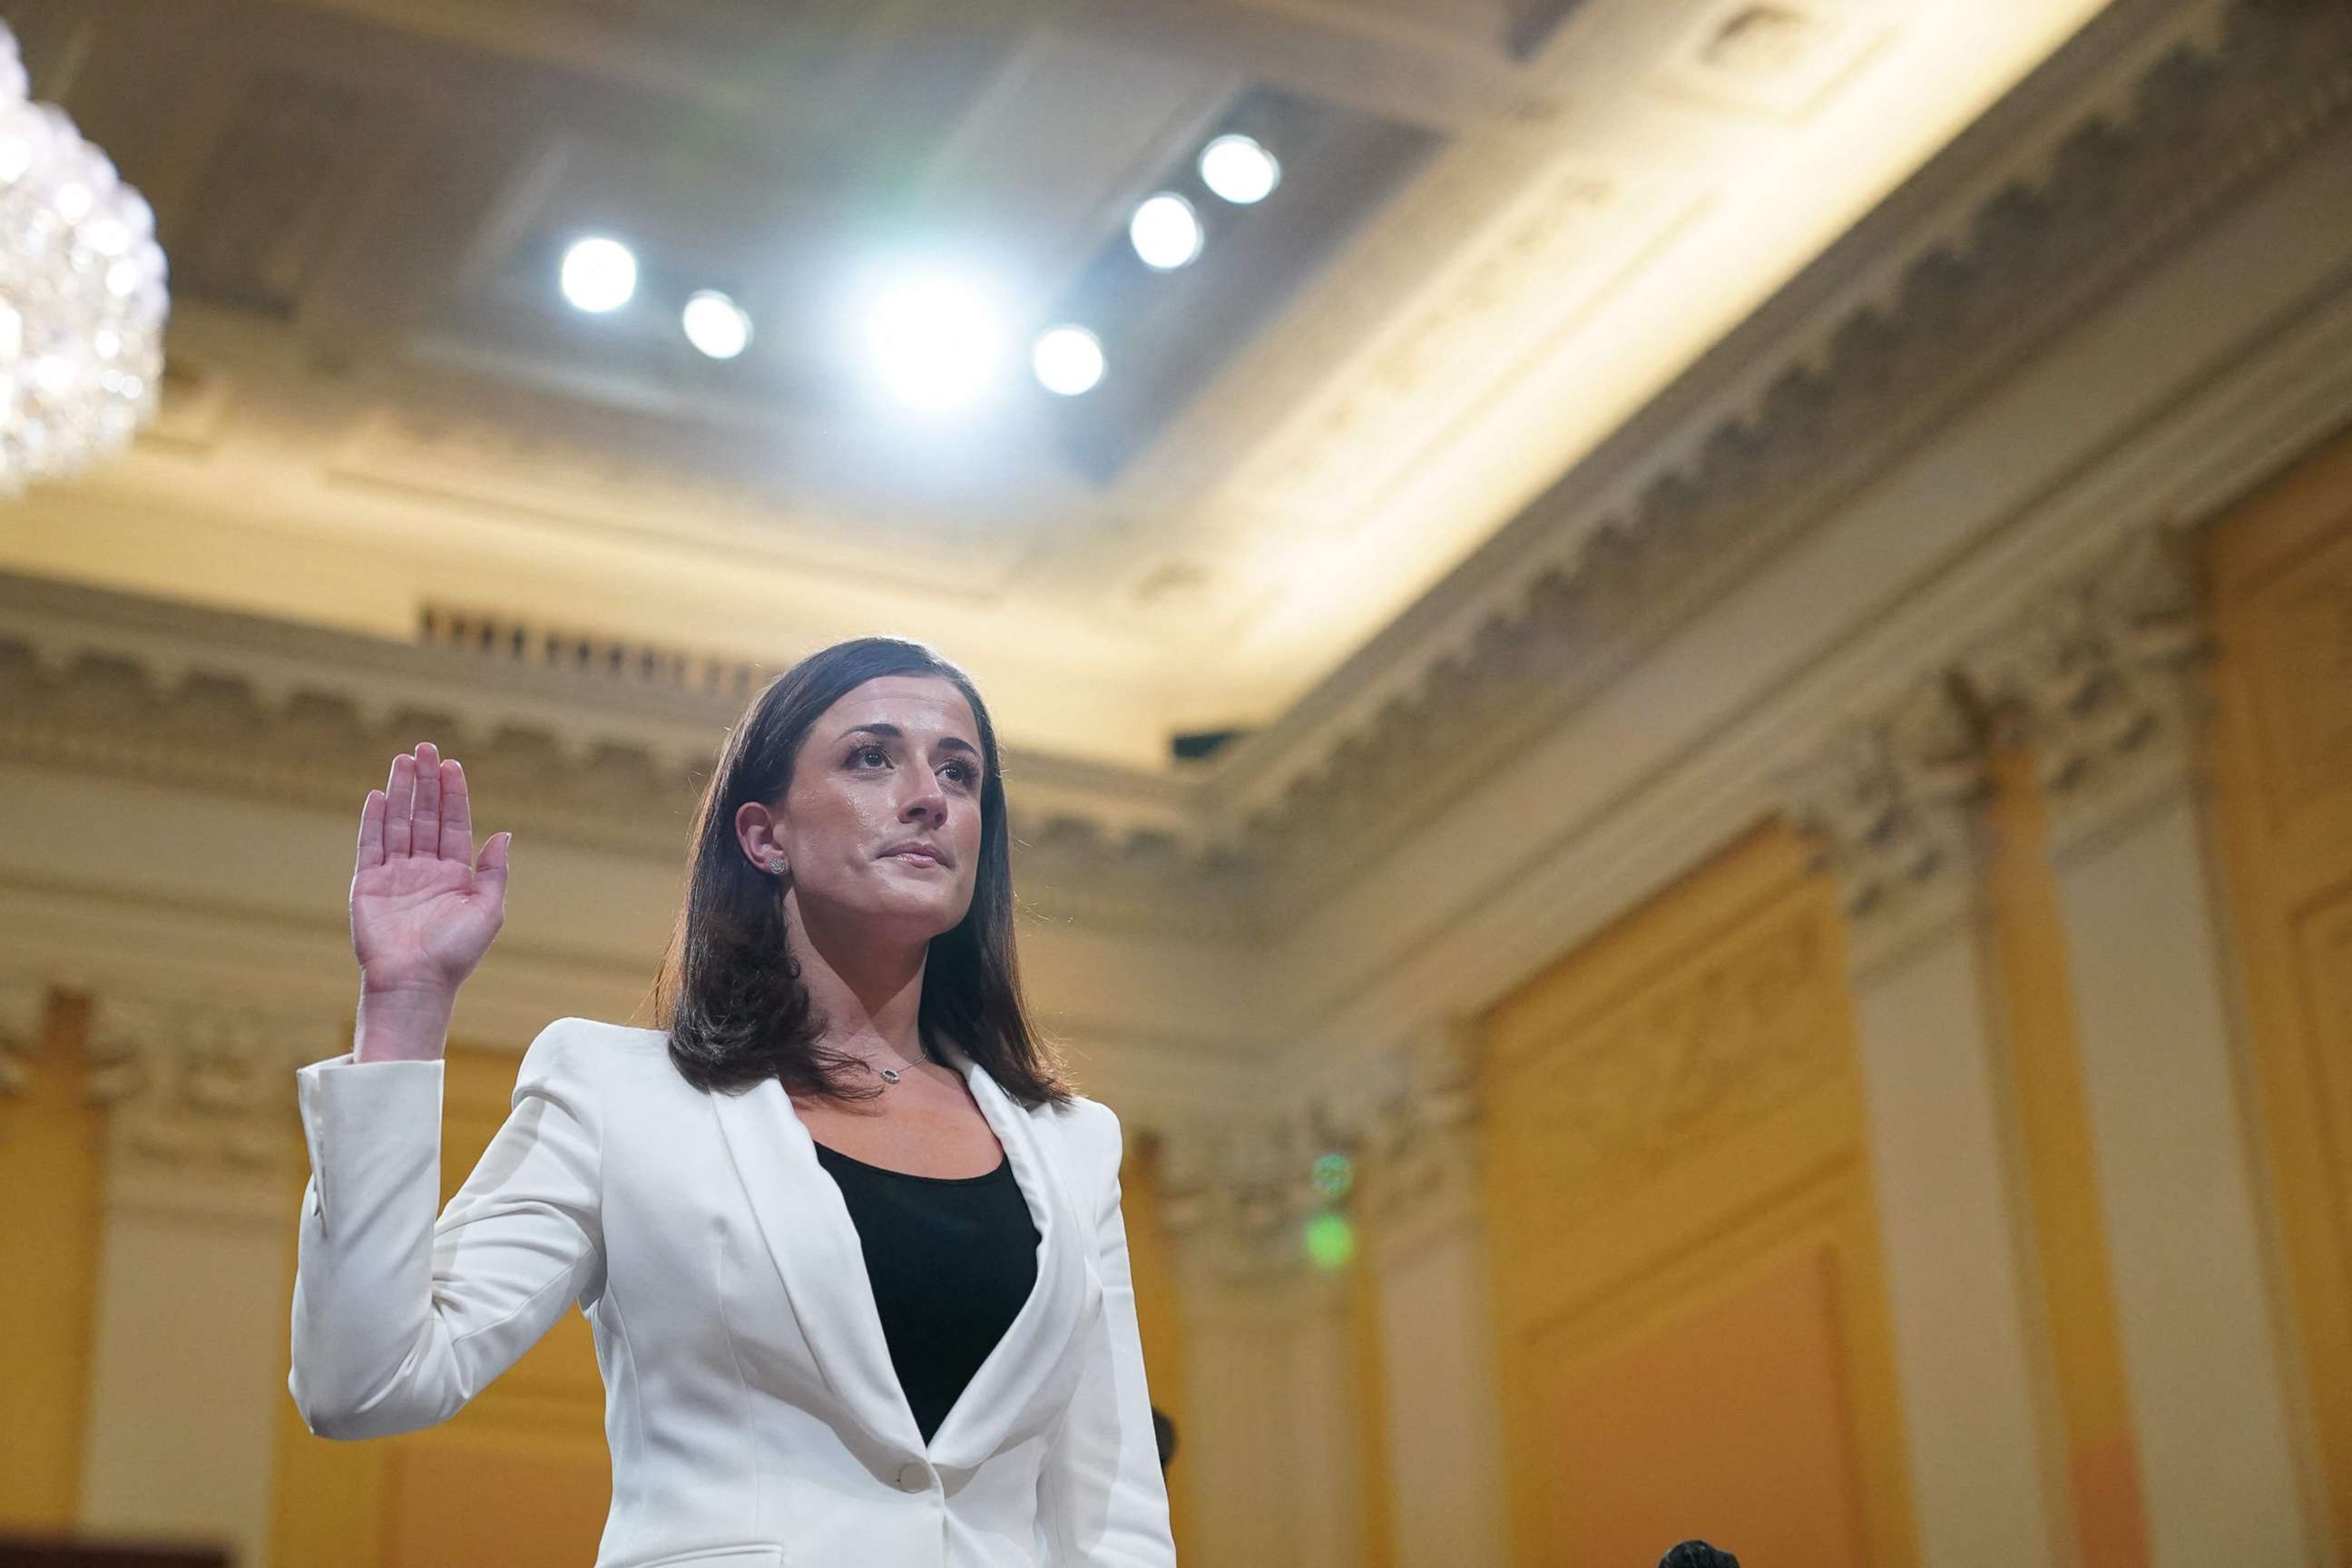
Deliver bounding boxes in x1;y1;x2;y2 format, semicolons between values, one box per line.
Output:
1779;675;1994;972
0;572;1262;942
1213;0;2352;917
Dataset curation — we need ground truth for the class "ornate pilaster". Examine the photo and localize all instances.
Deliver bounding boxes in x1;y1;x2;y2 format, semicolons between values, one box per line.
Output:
1779;674;2065;1568
1967;526;2315;1561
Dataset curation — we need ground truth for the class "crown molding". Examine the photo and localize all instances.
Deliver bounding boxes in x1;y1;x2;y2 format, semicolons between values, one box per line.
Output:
0;569;1260;941
1195;0;2352;906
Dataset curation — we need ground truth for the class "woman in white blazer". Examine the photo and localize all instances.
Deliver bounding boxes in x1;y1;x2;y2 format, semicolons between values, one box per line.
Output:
289;636;1180;1568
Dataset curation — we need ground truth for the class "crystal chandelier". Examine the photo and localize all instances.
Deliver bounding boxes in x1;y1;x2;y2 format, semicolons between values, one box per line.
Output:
0;21;167;495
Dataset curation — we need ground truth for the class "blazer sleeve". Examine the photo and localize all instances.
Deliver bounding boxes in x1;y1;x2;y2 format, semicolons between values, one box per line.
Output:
288;1016;606;1440
1037;1100;1179;1565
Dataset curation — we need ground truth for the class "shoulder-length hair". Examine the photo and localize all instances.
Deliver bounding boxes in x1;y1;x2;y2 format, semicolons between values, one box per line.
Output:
636;635;1069;1109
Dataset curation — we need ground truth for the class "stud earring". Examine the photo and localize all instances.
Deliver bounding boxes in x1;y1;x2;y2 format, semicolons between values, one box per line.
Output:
768;858;788;876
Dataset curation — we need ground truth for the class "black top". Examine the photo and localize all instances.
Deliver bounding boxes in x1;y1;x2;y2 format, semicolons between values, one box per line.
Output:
812;1139;1042;1444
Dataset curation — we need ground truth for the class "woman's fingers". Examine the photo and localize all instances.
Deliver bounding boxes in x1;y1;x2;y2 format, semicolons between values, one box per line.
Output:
474;828;512;907
357;787;387;873
412;741;443;858
383;751;415;858
440;756;473;863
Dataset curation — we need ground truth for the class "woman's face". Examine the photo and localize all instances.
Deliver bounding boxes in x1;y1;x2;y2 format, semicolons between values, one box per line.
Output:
757;673;987;945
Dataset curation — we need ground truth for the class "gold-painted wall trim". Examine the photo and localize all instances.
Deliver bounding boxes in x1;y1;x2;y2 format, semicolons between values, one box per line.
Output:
0;987;103;1533
2203;419;2352;1550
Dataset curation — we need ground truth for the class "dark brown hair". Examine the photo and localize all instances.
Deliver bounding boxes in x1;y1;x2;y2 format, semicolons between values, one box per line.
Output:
636;635;1068;1108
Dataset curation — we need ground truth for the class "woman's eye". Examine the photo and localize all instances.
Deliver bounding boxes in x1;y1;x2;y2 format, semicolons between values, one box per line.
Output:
945;761;978;787
854;745;889;767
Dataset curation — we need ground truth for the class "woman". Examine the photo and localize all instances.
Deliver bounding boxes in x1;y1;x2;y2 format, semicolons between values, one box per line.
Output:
289;636;1178;1568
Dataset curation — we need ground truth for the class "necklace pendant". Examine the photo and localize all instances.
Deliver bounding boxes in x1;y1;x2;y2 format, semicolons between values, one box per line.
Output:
878;1067;902;1084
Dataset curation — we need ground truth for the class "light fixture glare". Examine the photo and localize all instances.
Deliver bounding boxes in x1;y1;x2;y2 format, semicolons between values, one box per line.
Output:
1129;193;1202;270
560;236;637;313
1032;326;1104;397
867;270;1004;411
1200;134;1280;204
681;289;752;359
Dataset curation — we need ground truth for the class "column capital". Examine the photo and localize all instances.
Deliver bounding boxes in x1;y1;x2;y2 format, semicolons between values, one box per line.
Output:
1354;1014;1486;1265
1779;673;1994;975
1964;524;2210;860
86;991;348;1221
0;975;47;1095
1160;1014;1490;1281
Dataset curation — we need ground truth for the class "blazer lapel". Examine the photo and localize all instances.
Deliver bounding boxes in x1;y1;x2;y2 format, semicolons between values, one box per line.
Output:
710;1074;926;1455
924;1042;1098;1470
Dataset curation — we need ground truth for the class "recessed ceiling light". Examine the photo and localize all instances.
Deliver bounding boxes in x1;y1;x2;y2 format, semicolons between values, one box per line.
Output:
867;270;1004;411
1200;134;1279;205
681;289;751;359
1032;326;1104;396
1129;193;1202;270
560;236;636;313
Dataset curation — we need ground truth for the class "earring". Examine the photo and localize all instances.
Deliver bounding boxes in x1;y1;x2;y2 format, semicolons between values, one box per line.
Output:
767;858;788;876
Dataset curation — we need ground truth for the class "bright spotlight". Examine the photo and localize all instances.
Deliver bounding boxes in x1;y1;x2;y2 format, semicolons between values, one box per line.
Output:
1200;134;1279;204
1129;193;1202;270
560;236;637;313
1032;326;1104;397
867;271;1004;411
681;289;752;359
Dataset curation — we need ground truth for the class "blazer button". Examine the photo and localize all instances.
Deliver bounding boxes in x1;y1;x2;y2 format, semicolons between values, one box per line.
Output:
896;1461;931;1493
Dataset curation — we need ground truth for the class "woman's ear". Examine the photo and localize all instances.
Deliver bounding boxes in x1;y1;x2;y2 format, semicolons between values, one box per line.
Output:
733;798;783;870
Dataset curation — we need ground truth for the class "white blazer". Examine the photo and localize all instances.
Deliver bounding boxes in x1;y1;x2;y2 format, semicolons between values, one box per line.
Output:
288;1015;1178;1568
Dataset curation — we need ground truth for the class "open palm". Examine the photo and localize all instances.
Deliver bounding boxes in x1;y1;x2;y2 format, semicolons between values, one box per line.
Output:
350;741;512;998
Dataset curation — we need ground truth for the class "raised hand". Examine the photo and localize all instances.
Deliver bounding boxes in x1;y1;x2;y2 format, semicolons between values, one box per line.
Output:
350;742;512;1008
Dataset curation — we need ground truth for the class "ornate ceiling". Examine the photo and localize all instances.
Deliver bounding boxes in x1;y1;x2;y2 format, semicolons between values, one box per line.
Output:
0;0;2112;768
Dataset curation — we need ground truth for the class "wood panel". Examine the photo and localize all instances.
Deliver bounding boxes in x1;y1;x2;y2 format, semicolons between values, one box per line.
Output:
2203;421;2352;1550
1479;822;1913;1568
271;1036;608;1568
